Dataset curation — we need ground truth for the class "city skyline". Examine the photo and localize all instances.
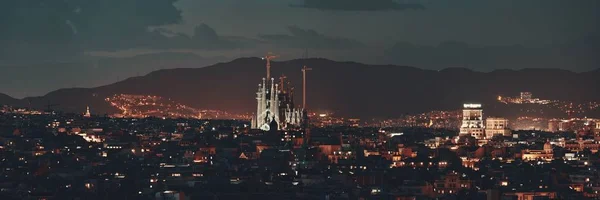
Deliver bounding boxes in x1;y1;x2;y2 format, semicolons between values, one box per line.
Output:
1;57;598;120
1;1;600;199
2;97;600;199
3;1;600;200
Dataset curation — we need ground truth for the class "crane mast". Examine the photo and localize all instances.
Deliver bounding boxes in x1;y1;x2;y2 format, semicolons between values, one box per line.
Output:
301;65;312;109
263;53;278;81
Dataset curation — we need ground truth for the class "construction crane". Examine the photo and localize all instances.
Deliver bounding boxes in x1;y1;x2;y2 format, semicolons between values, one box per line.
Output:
262;52;278;81
301;65;312;109
279;74;288;93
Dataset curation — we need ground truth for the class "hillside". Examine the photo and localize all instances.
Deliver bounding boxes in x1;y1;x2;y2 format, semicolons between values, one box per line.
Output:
1;57;599;119
0;93;18;106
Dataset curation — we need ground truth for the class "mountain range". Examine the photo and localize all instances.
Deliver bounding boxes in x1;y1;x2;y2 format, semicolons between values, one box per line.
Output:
1;55;599;119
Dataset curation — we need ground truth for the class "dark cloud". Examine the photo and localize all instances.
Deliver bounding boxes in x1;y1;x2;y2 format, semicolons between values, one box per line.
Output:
259;26;364;49
127;24;258;50
0;0;182;60
0;0;256;61
194;24;219;42
383;39;599;72
292;0;425;11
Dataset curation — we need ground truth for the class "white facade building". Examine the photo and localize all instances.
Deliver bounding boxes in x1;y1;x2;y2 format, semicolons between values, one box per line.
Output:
460;104;485;139
485;118;511;138
520;92;532;102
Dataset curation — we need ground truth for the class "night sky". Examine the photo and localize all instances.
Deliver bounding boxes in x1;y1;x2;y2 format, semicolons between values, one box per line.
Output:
1;0;598;98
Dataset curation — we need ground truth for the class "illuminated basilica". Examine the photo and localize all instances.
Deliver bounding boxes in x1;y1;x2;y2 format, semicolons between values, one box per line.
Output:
250;54;305;131
251;77;304;131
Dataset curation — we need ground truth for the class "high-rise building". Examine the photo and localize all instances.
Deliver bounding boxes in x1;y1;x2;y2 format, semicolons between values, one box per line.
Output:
485;118;511;138
548;119;560;132
559;120;573;132
520;92;532;102
460;104;485;139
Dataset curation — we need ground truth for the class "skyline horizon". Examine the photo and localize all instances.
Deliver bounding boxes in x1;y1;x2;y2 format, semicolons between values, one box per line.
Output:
1;55;599;99
1;56;598;120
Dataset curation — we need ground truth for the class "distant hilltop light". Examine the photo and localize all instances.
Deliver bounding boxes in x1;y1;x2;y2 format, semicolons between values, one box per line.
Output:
463;104;482;108
389;133;404;137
